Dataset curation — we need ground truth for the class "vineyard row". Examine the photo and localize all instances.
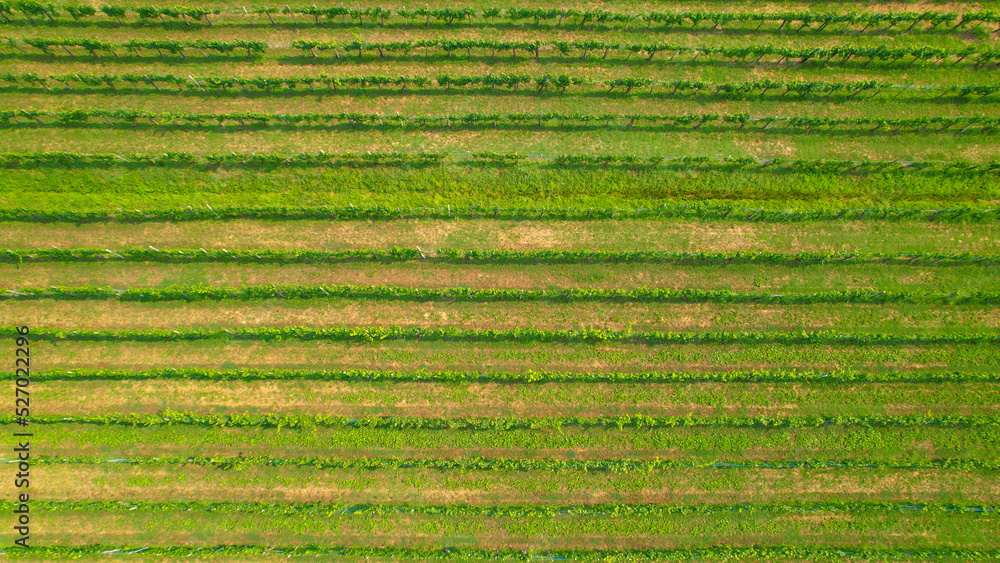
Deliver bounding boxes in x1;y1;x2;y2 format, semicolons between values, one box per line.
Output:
2;151;997;176
3;204;997;224
12;326;1000;345
7;368;998;384
20;454;1000;472
7;71;998;102
4;411;999;429
3;3;996;33
6;36;1000;68
4;248;997;266
7;285;1000;305
6;108;998;134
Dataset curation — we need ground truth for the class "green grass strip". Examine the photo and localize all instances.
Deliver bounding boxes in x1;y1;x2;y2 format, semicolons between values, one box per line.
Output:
2;151;997;176
6;285;1000;305
0;499;995;516
10;326;1000;345
19;455;1000;472
6;368;999;383
5;411;998;429
3;248;998;266
1;545;999;561
1;204;997;223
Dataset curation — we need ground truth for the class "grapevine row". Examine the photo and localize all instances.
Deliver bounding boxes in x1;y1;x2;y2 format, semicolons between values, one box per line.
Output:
6;108;998;135
4;248;997;267
24;454;1000;472
3;204;997;224
3;36;265;56
4;411;999;429
292;39;1000;68
11;326;1000;345
6;285;1000;305
2;546;999;561
2;151;998;176
6;36;1000;68
2;3;995;34
7;71;998;102
9;368;998;384
0;499;994;516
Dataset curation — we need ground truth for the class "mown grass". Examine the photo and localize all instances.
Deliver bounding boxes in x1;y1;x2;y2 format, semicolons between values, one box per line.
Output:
32;506;1000;549
32;462;1000;504
5;262;998;294
6;300;999;336
6;218;1000;253
2;125;995;162
7;88;996;120
16;420;1000;460
1;167;997;214
33;379;1000;417
28;339;1000;373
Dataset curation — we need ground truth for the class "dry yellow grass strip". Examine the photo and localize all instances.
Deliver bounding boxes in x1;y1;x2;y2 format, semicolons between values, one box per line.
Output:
2;299;997;333
2;263;994;293
34;464;1000;505
4;219;999;253
32;379;1000;418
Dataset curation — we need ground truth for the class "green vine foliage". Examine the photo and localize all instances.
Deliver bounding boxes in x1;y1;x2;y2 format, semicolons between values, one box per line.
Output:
1;204;995;224
1;151;997;177
6;325;1000;346
2;248;998;266
3;3;997;34
4;411;998;429
5;368;998;384
4;285;999;305
4;108;1000;135
5;35;1000;68
27;454;1000;472
0;499;995;516
3;72;998;103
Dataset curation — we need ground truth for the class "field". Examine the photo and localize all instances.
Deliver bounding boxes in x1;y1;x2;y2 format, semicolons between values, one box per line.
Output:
1;0;999;560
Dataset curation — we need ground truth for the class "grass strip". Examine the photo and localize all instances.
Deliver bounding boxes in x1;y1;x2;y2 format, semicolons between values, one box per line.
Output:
12;326;1000;345
1;545;1000;561
7;368;1000;383
2;167;994;213
34;339;996;375
6;284;1000;305
6;411;998;429
4;248;998;266
26;378;1000;419
4;263;996;295
22;421;997;460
